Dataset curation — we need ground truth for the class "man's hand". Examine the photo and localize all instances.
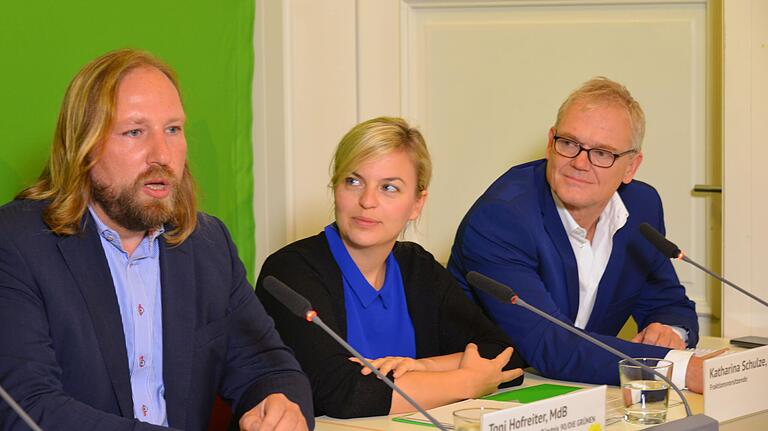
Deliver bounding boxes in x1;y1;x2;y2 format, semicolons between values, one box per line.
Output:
685;355;703;393
239;393;308;431
631;323;686;349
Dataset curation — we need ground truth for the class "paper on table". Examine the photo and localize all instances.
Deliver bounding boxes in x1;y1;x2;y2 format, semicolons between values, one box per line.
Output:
393;399;520;429
483;383;580;402
687;347;731;358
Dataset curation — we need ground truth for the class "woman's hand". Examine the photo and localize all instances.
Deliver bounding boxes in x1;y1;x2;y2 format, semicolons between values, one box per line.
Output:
457;343;524;398
350;356;429;378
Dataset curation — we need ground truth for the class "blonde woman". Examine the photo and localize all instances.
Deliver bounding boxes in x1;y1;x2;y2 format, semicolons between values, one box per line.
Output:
256;117;524;418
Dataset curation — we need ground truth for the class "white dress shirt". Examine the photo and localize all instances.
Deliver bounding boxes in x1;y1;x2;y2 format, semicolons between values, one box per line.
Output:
553;191;693;388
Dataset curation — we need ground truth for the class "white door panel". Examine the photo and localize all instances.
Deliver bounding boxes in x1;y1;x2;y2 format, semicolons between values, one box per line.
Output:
722;0;768;337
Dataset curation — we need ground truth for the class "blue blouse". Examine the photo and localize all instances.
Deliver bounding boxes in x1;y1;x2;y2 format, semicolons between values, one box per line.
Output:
324;224;416;359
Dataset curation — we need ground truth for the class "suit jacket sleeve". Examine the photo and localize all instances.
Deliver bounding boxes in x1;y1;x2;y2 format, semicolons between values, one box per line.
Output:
207;218;314;428
628;194;699;345
255;244;394;419
450;198;674;385
0;214;173;431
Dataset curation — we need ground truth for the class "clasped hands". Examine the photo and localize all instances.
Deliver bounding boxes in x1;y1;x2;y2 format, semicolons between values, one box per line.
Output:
350;343;523;398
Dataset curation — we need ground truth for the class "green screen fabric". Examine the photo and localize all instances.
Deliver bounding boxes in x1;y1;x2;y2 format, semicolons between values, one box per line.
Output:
0;2;256;278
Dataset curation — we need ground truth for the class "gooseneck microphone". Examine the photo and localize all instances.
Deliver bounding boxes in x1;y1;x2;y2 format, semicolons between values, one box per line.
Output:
262;276;448;431
466;271;693;415
466;272;720;431
0;384;43;431
639;223;768;308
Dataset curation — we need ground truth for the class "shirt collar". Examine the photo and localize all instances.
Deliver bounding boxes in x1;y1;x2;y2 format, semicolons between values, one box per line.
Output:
88;206;165;255
552;191;629;243
603;192;629;237
324;223;396;308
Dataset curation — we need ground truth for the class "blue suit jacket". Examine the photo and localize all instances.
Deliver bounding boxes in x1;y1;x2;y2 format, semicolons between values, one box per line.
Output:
448;159;699;385
0;199;313;431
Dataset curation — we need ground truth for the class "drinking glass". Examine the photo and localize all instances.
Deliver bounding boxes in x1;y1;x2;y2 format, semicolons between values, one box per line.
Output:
453;407;500;431
619;358;673;425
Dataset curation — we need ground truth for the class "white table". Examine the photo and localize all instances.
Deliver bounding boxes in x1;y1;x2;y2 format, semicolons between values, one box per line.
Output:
315;337;768;431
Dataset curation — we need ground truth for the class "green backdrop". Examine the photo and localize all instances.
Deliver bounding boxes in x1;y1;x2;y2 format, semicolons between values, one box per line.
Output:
0;2;256;278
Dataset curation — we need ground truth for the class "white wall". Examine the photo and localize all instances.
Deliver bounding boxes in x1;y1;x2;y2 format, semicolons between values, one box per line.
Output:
253;0;726;334
722;0;768;337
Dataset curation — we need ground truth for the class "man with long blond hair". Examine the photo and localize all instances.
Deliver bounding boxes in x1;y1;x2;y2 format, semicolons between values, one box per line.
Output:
0;49;312;431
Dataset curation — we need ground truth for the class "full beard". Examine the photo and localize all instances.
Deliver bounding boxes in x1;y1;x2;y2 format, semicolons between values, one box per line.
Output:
91;165;181;233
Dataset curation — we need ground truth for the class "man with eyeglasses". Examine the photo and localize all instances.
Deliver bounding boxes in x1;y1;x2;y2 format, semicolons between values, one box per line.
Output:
448;77;704;392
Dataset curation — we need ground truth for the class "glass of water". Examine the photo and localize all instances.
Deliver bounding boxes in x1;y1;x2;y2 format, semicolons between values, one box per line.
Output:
619;358;673;425
453;407;500;431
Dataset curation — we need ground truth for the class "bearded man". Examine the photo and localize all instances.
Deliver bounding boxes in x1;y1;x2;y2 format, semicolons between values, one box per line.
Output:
0;49;313;431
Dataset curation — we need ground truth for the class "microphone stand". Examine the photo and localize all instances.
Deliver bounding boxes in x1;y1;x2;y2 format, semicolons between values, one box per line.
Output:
262;276;448;431
308;313;449;431
0;383;43;431
678;254;768;308
467;271;719;431
639;222;768;308
510;295;692;416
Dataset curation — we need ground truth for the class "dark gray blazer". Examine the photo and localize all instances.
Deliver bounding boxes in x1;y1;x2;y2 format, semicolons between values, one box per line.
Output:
0;199;313;431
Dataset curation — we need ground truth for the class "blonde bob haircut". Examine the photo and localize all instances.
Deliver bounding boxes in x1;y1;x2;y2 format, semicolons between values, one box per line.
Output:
555;76;646;151
330;117;431;194
18;48;197;245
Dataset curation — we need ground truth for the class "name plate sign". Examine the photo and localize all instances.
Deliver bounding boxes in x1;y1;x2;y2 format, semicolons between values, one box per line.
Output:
481;386;605;431
703;344;768;421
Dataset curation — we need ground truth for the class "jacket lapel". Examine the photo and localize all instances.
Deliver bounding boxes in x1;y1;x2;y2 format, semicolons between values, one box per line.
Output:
58;216;134;418
536;163;579;320
159;236;195;429
320;230;348;339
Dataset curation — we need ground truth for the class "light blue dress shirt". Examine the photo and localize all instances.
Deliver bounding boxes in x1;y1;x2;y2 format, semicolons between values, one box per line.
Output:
324;223;416;359
89;207;167;426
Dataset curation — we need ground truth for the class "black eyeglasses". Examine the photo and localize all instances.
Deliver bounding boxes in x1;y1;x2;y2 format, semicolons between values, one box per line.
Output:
552;133;637;168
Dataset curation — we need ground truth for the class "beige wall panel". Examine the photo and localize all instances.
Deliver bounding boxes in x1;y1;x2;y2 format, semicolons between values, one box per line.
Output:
358;1;402;119
254;0;359;267
255;1;718;334
399;2;710;319
286;0;359;241
723;0;768;336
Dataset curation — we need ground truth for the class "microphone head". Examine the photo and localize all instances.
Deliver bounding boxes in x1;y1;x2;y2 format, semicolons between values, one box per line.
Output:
639;223;682;259
466;271;517;303
262;276;314;319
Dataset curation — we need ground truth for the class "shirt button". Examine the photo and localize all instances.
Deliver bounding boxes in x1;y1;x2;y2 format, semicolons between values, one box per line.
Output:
139;355;146;368
137;304;144;316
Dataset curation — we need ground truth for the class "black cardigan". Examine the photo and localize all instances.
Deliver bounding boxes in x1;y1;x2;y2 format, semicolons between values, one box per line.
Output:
255;232;525;419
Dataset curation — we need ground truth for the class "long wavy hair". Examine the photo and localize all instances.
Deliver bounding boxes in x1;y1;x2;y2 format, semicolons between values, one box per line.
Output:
17;48;197;245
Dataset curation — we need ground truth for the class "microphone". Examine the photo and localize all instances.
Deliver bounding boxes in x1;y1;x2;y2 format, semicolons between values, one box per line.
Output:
0;383;44;431
262;276;448;431
466;272;719;431
639;223;682;260
639;223;768;308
